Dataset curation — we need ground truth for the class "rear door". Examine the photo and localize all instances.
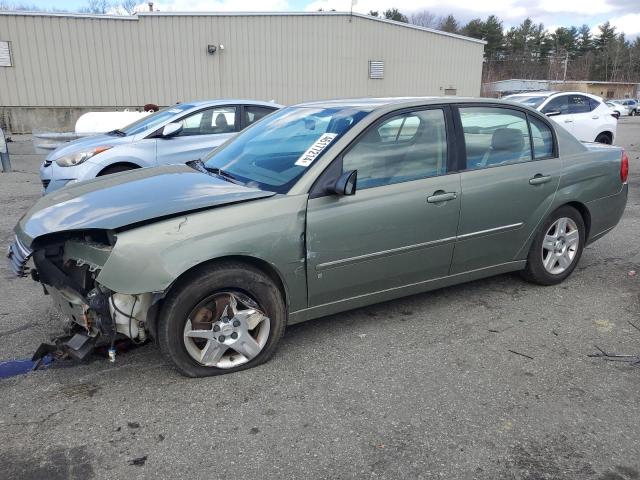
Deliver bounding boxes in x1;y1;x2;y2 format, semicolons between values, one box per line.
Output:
305;107;461;307
541;94;575;136
451;105;561;274
155;105;239;165
567;94;599;142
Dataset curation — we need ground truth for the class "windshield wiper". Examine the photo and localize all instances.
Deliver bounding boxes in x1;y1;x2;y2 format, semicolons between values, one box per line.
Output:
106;129;126;137
186;159;244;185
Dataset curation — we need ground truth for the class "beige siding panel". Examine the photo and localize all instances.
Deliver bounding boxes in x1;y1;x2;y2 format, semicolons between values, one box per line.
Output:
0;13;484;107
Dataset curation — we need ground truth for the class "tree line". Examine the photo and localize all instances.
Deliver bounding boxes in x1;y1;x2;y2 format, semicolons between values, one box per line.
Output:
370;9;639;84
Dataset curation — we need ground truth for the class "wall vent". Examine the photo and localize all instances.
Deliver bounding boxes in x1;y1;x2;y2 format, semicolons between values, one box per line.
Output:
369;60;384;79
0;41;12;67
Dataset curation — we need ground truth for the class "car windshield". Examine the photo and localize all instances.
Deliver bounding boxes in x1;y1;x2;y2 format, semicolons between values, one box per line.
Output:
505;95;548;108
203;106;370;193
119;104;195;136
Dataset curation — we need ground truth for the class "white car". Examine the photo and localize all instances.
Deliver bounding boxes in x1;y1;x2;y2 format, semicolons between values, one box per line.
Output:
606;101;628;118
504;91;617;144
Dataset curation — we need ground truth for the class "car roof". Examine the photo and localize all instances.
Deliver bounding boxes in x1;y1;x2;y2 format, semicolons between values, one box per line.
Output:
294;96;523;112
180;99;284;109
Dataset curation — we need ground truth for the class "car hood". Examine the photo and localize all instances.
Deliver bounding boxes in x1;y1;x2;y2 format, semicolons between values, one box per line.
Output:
47;133;135;161
17;164;276;243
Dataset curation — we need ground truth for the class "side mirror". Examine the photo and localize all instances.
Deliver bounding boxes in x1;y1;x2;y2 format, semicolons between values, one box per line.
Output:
329;170;357;196
162;122;183;138
544;110;562;117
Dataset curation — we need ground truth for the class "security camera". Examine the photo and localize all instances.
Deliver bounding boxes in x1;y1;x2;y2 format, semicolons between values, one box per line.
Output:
207;45;217;55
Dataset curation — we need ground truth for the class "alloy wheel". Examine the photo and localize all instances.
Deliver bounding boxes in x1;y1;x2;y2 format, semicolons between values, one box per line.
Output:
541;217;580;275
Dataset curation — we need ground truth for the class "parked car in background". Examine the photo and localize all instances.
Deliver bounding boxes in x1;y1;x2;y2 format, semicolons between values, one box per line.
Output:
611;99;638;116
9;97;628;377
504;91;617;144
39;100;282;194
606;101;627;119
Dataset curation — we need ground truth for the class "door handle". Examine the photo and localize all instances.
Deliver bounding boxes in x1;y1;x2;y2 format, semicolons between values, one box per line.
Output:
563;119;573;123
592;115;599;119
529;174;552;185
427;191;457;203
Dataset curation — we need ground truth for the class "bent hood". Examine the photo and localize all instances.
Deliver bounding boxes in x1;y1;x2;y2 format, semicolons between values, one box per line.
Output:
17;164;275;243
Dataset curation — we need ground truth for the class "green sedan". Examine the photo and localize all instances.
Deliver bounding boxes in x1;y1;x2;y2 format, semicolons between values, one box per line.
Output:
8;98;629;377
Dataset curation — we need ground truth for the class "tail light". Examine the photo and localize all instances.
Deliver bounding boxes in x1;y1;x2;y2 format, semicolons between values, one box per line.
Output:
621;150;629;183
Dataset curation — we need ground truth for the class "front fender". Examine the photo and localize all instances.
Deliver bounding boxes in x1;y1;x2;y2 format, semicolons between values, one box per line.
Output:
96;194;309;312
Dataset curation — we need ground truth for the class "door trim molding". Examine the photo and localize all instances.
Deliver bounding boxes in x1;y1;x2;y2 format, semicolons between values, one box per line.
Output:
315;236;456;272
457;222;523;240
315;222;523;272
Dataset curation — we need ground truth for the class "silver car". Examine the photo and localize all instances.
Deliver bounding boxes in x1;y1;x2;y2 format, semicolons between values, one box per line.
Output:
40;100;282;193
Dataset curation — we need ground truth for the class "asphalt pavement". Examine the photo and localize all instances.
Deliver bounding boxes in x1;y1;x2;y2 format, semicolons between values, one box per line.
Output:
1;119;639;480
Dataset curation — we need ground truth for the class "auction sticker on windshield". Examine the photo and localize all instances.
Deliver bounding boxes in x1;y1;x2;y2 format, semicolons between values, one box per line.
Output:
295;133;338;167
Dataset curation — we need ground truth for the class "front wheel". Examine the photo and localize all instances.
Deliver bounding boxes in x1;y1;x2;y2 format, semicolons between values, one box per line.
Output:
594;133;612;145
521;206;585;286
158;262;287;377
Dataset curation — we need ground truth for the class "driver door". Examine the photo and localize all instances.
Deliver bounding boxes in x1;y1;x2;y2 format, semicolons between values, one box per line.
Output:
305;107;461;307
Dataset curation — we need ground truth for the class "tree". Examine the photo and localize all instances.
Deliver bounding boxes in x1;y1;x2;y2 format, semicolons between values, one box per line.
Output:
409;10;439;29
383;8;407;23
438;14;459;34
119;0;136;14
79;0;110;14
368;10;379;18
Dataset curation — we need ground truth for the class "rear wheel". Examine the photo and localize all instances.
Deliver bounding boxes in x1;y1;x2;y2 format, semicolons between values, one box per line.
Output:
595;132;612;145
521;206;585;286
158;262;286;377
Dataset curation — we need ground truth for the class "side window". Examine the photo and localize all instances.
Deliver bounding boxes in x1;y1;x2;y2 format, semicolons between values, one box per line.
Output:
244;106;276;127
568;95;590;114
529;116;554;159
177;106;237;136
542;96;569;115
460;107;531;170
588;97;601;111
343;109;448;189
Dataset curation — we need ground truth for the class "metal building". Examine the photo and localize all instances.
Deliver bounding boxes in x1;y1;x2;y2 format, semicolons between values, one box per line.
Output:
0;11;485;132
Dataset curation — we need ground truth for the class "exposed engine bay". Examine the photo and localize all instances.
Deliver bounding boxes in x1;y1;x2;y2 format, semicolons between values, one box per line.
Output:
10;231;157;362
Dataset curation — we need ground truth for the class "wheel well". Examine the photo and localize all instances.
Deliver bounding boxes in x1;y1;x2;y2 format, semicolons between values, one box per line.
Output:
565;201;591;241
596;131;613;143
166;255;289;308
97;162;141;176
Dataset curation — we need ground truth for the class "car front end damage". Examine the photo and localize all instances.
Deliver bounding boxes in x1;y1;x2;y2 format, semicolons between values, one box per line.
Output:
7;230;157;361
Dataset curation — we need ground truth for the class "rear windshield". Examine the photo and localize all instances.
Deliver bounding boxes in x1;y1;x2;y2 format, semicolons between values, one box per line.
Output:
204;106;370;193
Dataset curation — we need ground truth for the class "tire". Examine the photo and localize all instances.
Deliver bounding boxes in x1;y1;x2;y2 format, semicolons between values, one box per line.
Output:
158;261;286;377
521;206;586;286
594;133;612;145
98;164;137;176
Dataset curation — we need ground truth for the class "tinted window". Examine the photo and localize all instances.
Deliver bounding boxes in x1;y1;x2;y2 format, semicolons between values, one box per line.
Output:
245;106;276;127
529;116;554;159
568;95;590;114
177;106;237;136
542;96;569;115
204;106;369;193
588;97;601;111
343;109;447;189
460;107;531;169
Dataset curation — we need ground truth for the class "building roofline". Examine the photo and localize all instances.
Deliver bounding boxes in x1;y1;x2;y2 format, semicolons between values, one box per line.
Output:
0;10;486;45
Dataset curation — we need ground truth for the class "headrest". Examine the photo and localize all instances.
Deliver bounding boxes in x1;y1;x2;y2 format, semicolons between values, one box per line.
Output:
492;128;524;151
215;113;229;127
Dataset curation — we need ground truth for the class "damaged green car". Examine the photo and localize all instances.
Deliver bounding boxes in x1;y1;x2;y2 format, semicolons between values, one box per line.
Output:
8;98;629;376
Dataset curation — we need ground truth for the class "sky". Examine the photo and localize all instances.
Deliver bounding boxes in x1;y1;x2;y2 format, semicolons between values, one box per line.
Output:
20;0;640;37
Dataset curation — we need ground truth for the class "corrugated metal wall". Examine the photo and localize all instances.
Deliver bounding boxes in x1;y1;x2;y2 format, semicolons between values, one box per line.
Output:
0;12;484;108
